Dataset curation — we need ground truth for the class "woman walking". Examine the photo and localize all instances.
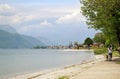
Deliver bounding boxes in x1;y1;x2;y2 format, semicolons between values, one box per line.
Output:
108;45;112;61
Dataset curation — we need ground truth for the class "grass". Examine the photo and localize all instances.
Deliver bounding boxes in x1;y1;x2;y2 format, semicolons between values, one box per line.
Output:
94;47;107;55
113;51;120;57
58;76;69;79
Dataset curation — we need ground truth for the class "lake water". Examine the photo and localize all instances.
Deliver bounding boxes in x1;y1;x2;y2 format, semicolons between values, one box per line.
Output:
0;49;95;79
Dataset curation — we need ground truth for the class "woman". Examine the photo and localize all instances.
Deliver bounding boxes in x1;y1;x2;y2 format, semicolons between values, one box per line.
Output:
108;46;112;61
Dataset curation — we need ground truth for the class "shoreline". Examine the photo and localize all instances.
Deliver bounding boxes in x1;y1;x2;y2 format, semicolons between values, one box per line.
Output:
61;49;94;52
8;55;104;79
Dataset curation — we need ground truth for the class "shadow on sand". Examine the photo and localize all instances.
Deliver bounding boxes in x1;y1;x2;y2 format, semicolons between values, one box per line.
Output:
106;57;120;64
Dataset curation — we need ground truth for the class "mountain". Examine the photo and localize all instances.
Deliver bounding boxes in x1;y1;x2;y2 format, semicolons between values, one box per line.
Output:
0;30;30;48
36;36;54;46
0;25;17;34
0;25;46;49
22;35;45;47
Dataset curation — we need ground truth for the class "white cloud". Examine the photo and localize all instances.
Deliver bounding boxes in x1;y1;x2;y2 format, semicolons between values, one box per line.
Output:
0;4;14;12
18;20;52;33
0;3;86;34
0;4;16;16
18;25;37;33
56;10;85;24
0;4;36;25
11;13;24;25
25;15;36;21
40;20;52;26
18;21;52;33
0;4;84;26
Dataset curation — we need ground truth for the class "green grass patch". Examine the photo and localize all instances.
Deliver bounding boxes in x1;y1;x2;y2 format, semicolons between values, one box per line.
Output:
94;47;107;55
113;51;120;57
58;76;69;79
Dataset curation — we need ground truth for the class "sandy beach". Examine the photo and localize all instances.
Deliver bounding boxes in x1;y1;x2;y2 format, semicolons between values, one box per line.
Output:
8;55;105;79
71;56;120;79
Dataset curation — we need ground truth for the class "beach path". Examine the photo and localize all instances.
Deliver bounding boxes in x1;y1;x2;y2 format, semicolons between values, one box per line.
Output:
71;57;120;79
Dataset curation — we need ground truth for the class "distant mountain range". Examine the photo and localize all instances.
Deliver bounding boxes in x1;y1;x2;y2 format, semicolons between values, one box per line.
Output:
0;25;17;34
0;25;46;49
36;36;54;46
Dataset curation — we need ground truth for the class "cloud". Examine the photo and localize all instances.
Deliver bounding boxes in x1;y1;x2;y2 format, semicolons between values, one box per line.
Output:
0;4;20;25
40;20;52;26
0;13;26;25
0;4;16;16
18;20;52;32
0;4;14;12
0;4;88;37
56;10;85;24
18;20;52;33
11;13;24;25
18;25;38;33
0;4;83;27
0;5;38;26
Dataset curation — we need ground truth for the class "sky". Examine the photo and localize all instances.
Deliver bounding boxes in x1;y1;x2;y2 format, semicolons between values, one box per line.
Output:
0;0;98;45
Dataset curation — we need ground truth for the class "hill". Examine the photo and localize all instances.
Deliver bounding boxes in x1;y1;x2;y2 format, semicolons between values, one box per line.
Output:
0;25;17;34
36;36;54;46
0;28;46;49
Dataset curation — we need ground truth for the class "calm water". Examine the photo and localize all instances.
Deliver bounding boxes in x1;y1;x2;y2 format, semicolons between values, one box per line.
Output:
0;49;95;79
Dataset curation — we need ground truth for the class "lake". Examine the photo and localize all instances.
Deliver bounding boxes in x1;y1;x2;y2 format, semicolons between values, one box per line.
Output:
0;49;95;79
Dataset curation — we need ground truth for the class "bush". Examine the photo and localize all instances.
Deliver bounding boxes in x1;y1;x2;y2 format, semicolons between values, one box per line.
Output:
113;51;120;57
58;76;69;79
94;48;107;55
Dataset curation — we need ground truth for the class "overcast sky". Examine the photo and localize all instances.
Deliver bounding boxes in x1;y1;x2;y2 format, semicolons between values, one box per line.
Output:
0;0;98;45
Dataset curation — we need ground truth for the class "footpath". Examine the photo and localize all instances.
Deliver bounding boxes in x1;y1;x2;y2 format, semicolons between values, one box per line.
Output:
71;57;120;79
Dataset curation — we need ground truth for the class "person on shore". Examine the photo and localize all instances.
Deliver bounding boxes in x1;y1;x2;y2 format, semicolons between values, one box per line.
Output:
108;45;112;61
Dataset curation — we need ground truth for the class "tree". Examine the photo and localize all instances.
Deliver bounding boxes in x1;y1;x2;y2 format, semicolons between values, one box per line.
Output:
84;37;94;46
34;45;40;49
81;0;120;46
74;41;79;49
69;42;73;48
93;32;105;44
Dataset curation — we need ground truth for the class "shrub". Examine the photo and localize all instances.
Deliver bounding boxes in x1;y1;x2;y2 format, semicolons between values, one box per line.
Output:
58;76;69;79
94;48;107;55
113;51;120;57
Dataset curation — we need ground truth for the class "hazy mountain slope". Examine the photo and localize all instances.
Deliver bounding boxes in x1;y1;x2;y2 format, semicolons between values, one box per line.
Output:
0;30;31;48
36;36;54;46
0;25;17;34
0;30;46;49
22;35;46;47
0;25;46;49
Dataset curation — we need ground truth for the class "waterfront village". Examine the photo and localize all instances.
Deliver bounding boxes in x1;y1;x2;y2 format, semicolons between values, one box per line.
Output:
33;43;104;49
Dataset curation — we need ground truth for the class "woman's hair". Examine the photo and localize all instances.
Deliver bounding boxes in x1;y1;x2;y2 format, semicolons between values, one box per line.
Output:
109;45;112;48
